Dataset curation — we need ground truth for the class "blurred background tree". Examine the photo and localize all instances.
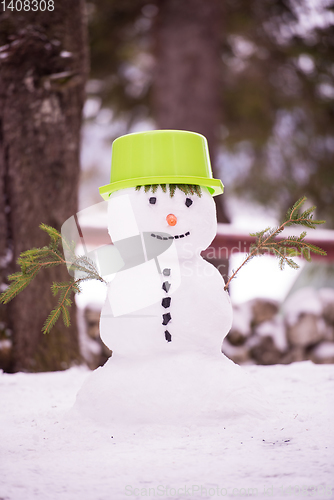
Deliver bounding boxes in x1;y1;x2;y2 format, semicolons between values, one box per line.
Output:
87;0;334;226
0;1;88;372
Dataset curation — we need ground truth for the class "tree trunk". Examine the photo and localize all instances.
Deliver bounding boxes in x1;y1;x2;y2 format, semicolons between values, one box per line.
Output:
0;2;88;372
152;0;229;225
152;0;229;278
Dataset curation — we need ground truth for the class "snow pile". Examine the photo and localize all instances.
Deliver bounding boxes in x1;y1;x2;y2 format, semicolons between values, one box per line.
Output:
72;352;275;426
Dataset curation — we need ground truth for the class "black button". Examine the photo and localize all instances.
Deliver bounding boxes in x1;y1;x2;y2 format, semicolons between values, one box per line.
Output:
162;282;171;293
165;330;172;342
162;313;171;325
149;197;156;204
162;297;171;308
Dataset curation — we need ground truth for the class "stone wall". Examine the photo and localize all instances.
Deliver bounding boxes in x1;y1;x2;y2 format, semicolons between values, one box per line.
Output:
222;287;334;365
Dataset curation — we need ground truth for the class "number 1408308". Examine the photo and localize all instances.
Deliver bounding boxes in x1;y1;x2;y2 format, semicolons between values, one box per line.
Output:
1;0;54;11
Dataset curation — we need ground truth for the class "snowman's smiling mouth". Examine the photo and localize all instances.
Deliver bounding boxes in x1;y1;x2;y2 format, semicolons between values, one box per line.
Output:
150;231;190;240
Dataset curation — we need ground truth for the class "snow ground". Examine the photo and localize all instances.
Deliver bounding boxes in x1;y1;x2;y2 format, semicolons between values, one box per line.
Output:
0;362;333;500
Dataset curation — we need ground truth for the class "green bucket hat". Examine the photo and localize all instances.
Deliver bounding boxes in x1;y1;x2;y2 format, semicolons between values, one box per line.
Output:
99;130;224;200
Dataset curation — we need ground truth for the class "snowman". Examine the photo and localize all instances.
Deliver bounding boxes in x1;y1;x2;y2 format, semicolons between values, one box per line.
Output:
74;131;270;425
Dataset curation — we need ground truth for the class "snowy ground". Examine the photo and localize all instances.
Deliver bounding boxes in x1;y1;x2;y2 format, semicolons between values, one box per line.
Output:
1;361;333;500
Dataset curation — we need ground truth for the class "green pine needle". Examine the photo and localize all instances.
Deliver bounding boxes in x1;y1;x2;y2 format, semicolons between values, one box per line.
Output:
225;197;327;290
42;279;77;333
62;305;71;327
43;306;62;334
170;184;176;198
40;223;62;242
177;184;188;195
135;184;202;197
194;185;202;197
1;224;105;335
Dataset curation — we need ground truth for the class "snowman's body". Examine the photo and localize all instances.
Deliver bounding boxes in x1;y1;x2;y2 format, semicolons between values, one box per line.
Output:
74;185;263;425
100;254;231;357
99;186;233;358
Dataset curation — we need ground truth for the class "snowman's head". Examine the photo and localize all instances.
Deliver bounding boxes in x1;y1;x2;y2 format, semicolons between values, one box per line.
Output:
107;185;217;258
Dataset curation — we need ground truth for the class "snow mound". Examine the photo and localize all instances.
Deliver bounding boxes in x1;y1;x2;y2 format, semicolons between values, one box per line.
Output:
72;353;278;426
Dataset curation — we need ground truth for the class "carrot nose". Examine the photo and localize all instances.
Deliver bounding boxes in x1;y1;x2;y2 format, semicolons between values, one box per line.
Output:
166;214;177;226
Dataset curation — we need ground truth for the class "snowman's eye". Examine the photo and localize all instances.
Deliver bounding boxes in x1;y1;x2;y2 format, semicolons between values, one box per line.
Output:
149;197;156;205
185;198;193;207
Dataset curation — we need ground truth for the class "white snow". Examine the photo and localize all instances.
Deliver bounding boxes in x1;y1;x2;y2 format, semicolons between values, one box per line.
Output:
283;287;324;326
312;341;334;360
230;301;253;337
255;317;288;352
319;288;334;309
0;361;333;500
75;278;107;310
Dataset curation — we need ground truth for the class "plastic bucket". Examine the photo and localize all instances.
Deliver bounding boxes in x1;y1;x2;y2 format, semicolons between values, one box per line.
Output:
99;130;224;199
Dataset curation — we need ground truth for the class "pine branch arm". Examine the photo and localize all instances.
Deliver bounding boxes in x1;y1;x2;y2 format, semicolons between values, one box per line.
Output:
0;224;106;335
224;197;326;291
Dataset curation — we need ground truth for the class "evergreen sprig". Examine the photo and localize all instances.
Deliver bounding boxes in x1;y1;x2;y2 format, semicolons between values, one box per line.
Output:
42;280;81;335
224;197;326;290
0;223;105;334
135;184;202;197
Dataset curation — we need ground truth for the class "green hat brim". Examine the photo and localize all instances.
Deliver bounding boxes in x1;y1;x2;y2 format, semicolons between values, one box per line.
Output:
99;176;224;200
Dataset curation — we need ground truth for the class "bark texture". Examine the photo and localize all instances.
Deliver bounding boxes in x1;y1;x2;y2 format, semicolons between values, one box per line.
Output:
152;0;228;225
0;2;88;372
